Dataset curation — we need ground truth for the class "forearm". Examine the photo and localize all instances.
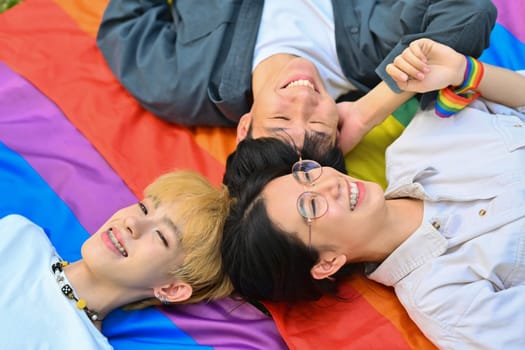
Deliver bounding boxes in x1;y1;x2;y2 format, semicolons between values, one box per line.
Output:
445;54;525;108
477;65;525;107
357;82;415;130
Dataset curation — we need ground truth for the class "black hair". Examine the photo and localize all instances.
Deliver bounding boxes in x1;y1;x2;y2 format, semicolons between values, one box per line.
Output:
224;134;345;198
222;135;359;302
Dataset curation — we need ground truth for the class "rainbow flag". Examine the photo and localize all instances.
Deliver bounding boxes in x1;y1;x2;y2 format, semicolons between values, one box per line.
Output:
1;0;523;348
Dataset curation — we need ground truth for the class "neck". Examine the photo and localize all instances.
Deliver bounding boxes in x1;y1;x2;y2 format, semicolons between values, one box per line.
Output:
62;261;150;323
359;198;423;262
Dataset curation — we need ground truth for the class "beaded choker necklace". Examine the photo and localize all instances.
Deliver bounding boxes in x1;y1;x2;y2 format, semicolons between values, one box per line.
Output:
51;261;102;322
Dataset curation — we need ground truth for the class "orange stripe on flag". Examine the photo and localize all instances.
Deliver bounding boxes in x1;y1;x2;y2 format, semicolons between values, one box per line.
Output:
264;274;437;350
0;0;226;194
351;276;437;349
53;0;107;37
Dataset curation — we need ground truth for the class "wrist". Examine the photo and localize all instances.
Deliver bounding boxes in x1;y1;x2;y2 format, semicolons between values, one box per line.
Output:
358;82;413;129
453;56;485;94
352;98;379;133
452;55;468;87
435;56;485;118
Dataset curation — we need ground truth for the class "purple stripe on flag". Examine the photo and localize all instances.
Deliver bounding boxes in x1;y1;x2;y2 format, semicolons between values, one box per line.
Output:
492;0;525;43
162;298;288;349
0;62;136;233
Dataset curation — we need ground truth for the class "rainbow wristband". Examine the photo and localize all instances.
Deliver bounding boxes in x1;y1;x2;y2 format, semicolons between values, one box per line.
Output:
435;56;485;118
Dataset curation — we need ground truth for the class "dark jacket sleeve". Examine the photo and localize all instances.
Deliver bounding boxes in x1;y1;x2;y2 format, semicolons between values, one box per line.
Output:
96;0;238;126
375;0;497;95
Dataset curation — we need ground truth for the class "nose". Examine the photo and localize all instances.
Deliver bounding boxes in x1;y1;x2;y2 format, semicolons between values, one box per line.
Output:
310;172;341;200
124;215;153;239
289;89;319;121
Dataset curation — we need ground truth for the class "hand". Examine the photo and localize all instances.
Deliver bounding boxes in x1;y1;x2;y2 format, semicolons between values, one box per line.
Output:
336;101;369;155
386;38;466;93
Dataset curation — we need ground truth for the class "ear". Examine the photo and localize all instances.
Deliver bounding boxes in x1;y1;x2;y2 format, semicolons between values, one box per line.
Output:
154;281;193;303
310;253;347;280
236;112;252;143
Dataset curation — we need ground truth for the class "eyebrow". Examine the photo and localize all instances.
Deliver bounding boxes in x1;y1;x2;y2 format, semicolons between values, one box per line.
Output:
266;126;289;134
163;216;182;241
150;195;182;241
266;127;331;142
312;130;331;139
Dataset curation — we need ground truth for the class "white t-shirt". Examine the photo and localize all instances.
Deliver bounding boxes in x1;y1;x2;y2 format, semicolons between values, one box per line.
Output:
0;214;113;350
253;0;356;99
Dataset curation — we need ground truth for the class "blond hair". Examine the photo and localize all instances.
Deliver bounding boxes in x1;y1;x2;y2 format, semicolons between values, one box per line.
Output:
127;170;233;308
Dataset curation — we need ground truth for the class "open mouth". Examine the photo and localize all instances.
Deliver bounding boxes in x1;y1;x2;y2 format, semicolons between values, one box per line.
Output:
284;79;315;90
282;77;318;93
348;181;359;211
108;228;128;257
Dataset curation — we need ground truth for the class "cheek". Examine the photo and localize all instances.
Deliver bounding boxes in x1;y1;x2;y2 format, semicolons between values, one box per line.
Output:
80;234;99;259
363;185;385;213
136;247;177;272
134;257;175;285
314;210;345;238
320;99;338;117
113;253;170;286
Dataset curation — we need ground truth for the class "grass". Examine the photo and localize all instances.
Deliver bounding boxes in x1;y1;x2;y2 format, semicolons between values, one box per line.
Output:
0;0;22;13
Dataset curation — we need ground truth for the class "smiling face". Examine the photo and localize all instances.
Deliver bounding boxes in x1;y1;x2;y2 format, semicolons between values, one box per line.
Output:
245;57;339;148
262;167;386;262
81;196;184;292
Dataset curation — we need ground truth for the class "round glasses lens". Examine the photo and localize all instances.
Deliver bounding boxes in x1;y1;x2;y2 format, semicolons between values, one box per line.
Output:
292;160;322;185
297;192;328;219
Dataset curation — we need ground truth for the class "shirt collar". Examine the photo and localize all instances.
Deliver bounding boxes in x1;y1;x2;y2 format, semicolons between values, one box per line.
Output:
366;221;448;286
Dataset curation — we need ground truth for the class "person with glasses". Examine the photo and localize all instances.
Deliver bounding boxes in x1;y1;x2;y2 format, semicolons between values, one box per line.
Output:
2;170;234;349
221;39;525;349
96;0;496;153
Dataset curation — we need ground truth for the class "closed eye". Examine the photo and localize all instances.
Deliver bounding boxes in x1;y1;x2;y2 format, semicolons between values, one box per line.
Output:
156;230;169;248
310;196;318;217
138;202;148;215
299;194;319;218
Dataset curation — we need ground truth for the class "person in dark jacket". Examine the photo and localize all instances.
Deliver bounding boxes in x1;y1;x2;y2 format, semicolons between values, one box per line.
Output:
97;0;496;153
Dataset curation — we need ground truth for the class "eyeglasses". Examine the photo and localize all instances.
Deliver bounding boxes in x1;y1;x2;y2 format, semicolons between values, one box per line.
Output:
292;159;328;247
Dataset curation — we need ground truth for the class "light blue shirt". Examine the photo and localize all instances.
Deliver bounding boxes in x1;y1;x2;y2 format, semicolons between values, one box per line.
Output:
368;99;525;349
0;215;113;350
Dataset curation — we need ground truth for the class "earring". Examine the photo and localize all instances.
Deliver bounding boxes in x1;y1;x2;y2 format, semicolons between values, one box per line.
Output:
156;292;169;305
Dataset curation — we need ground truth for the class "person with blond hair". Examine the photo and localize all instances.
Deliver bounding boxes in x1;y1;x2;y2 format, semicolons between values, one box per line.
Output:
1;170;233;349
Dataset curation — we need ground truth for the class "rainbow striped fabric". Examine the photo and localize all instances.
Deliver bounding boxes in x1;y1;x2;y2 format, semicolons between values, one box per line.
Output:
0;0;523;349
435;56;484;118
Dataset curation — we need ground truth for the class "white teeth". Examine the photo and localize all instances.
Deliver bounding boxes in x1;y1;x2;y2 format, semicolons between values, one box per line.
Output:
108;228;128;257
349;182;359;211
285;79;315;90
